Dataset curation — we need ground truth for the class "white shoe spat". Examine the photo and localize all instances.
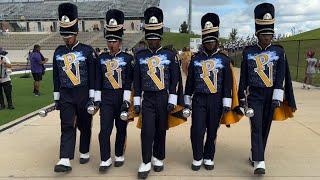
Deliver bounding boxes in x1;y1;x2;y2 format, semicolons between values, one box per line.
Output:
57;158;71;167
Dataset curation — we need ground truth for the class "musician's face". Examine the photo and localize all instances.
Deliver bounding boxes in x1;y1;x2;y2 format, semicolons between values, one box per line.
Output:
107;40;121;53
203;41;217;51
147;39;161;50
63;35;77;46
257;34;273;46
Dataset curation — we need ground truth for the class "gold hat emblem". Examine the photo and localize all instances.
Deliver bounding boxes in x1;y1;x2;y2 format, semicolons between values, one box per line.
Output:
109;18;118;26
263;13;272;20
149;16;158;24
204;21;213;29
61;15;70;23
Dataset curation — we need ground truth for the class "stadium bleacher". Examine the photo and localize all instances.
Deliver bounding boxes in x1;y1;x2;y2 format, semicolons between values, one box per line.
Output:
0;0;158;50
0;32;144;50
0;0;159;20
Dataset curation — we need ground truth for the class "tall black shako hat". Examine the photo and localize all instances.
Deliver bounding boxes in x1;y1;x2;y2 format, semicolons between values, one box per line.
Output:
104;9;124;41
58;3;78;36
254;3;275;35
144;7;163;40
201;13;220;44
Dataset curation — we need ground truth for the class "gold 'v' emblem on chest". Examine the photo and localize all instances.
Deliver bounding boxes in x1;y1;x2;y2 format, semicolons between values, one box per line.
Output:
254;54;273;87
200;60;218;93
62;53;80;86
146;56;165;90
105;59;122;89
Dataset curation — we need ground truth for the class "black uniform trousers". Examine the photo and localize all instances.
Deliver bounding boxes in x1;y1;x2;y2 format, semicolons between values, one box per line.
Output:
191;93;223;161
59;86;92;159
99;89;128;161
248;86;274;161
0;81;13;107
141;90;168;164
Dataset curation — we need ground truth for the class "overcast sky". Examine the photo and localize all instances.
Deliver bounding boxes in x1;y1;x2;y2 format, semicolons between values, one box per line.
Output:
160;0;320;38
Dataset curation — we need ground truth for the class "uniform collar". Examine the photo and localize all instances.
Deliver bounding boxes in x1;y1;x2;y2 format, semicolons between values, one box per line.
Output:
148;46;162;54
109;49;122;57
257;43;272;51
66;41;80;51
202;48;219;57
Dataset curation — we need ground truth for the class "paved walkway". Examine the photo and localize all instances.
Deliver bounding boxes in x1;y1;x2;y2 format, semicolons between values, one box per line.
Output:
1;71;320;179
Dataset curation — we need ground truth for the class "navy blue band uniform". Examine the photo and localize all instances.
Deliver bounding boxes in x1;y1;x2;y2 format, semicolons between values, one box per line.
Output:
95;50;134;162
134;7;183;177
239;43;286;161
238;2;296;174
134;47;180;162
53;3;96;164
184;13;238;170
185;50;233;165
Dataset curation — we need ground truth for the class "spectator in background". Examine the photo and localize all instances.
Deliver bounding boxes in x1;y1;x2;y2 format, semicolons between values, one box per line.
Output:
316;58;320;73
134;40;146;54
29;44;48;96
180;47;192;76
303;49;317;89
95;47;102;56
0;47;14;110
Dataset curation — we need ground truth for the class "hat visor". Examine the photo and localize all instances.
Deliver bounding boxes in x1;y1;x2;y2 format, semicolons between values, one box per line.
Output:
60;32;77;38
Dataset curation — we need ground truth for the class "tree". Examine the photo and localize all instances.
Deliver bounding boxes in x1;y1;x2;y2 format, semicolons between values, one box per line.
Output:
229;28;238;42
179;21;188;34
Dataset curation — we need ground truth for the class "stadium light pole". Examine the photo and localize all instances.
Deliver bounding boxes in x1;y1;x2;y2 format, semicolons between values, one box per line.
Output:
188;0;192;34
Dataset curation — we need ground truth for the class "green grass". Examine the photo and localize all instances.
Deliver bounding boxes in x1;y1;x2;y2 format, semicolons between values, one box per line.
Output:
162;32;200;50
161;32;227;50
284;28;320;41
0;71;53;126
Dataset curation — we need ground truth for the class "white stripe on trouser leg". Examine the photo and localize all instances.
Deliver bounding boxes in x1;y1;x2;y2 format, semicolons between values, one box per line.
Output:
134;96;141;106
184;95;192;106
138;162;151;172
123;90;131;102
223;97;232;107
168;94;177;106
94;90;101;102
272;89;284;102
53;92;60;101
89;89;95;98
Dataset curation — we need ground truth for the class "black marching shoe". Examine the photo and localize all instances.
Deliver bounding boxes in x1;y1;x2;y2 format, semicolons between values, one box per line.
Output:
99;159;112;173
79;157;90;164
152;157;164;172
153;165;163;172
99;165;111;173
254;168;266;175
254;161;266;175
114;161;124;167
114;156;124;167
203;159;214;170
54;164;72;173
191;164;201;171
204;164;214;170
138;171;150;179
191;159;202;171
